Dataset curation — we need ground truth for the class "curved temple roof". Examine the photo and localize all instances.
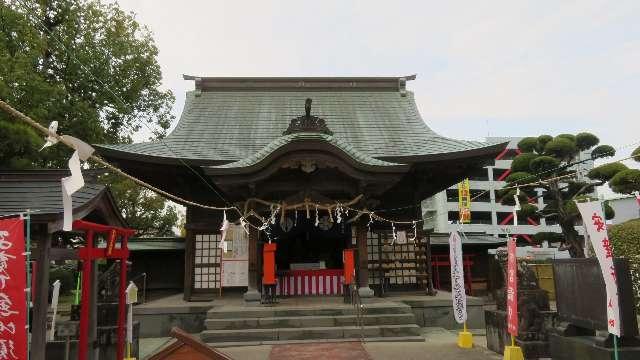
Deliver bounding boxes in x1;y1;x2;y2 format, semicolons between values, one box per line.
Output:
96;76;504;167
211;133;403;169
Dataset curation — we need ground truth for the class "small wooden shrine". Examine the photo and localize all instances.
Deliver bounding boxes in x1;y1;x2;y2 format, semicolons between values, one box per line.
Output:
97;76;507;302
147;327;232;360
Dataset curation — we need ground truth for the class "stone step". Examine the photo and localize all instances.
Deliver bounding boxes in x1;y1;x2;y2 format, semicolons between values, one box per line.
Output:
206;303;412;319
205;313;417;330
200;324;421;343
207;336;425;348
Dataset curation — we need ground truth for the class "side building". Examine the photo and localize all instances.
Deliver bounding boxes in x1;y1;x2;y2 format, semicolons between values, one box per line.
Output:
421;137;594;294
423;136;595;240
607;195;640;225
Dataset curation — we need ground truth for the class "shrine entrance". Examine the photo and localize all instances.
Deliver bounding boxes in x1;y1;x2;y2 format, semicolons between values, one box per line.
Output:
269;215;352;296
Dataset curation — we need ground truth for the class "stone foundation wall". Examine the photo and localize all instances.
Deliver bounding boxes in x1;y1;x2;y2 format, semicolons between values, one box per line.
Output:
134;305;212;337
401;296;485;329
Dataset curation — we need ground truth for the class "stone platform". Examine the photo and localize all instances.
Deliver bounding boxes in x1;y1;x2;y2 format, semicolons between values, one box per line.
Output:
201;299;422;346
550;334;640;360
134;291;486;345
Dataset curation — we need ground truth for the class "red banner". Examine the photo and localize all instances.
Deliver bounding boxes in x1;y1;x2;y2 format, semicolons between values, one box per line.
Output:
506;237;518;336
0;217;27;359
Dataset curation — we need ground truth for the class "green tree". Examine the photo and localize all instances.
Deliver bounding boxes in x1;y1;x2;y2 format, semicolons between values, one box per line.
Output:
101;173;179;236
0;0;174;168
500;133;633;258
0;0;180;236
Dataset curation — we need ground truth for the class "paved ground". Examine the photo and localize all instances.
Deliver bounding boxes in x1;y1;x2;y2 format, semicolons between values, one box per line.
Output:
140;327;502;359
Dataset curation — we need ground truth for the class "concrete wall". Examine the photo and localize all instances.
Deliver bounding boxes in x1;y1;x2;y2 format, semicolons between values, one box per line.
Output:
134;304;212;338
401;295;485;329
609;196;640;225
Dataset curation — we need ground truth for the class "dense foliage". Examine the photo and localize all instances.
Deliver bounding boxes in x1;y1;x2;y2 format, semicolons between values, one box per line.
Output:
0;0;180;235
103;175;180;236
500;134;640;257
609;219;640;310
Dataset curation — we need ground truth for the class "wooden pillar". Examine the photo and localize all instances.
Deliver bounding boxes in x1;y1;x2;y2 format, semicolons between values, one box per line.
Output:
183;228;194;301
355;220;374;298
424;232;436;295
244;225;261;303
31;233;51;360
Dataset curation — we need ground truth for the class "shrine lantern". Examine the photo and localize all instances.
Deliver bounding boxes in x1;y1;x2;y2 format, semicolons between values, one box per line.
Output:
262;243;277;285
343;248;356;285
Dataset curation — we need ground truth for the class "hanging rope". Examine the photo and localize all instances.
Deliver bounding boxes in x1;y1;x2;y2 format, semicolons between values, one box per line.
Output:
2;98;638;230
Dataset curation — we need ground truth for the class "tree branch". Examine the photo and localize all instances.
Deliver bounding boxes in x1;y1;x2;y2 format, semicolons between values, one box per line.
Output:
571;181;602;200
540;213;559;219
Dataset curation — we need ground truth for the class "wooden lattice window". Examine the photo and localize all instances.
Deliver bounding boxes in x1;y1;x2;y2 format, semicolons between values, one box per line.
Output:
368;231;429;291
194;234;221;290
367;230;381;285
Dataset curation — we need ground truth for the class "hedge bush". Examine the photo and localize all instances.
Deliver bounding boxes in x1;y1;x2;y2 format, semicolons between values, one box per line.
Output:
609;219;640;310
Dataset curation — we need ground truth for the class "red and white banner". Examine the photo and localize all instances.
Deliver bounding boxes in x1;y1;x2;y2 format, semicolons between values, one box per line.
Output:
276;269;344;296
449;232;467;324
0;218;27;359
577;201;621;336
506;238;518;336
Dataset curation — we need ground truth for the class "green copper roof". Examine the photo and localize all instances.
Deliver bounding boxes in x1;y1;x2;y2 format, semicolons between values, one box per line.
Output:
211;132;402;169
97;77;502;165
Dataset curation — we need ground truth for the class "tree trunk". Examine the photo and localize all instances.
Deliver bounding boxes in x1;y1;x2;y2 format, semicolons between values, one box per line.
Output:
560;219;584;258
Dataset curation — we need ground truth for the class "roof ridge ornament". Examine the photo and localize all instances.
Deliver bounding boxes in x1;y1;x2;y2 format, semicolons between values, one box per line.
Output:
283;98;333;136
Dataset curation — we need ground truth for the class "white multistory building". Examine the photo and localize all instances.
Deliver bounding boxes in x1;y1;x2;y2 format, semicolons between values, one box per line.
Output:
422;137;594;241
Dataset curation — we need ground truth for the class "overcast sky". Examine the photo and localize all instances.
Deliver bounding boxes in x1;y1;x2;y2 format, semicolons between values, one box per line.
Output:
117;0;639;182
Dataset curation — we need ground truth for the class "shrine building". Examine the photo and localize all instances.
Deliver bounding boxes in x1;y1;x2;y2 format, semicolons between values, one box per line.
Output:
96;75;507;302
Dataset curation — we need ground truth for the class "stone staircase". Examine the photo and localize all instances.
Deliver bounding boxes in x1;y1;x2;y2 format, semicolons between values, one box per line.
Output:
200;301;423;347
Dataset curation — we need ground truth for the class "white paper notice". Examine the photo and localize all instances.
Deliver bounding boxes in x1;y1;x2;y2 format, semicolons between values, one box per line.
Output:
576;201;621;336
61;151;85;231
221;225;249;287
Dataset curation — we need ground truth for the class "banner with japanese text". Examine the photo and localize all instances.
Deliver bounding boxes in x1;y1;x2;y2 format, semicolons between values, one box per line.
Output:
448;231;467;324
0;217;27;359
506;238;518;336
576;201;621;336
458;179;471;223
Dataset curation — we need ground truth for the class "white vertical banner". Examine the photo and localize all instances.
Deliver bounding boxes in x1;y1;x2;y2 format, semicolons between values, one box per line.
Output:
449;231;467;324
576;201;621;336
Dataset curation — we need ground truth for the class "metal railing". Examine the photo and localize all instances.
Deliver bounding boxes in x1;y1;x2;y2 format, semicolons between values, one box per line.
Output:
350;283;365;342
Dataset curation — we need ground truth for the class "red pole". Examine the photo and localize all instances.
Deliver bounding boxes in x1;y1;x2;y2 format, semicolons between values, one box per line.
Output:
78;230;93;360
116;236;128;360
